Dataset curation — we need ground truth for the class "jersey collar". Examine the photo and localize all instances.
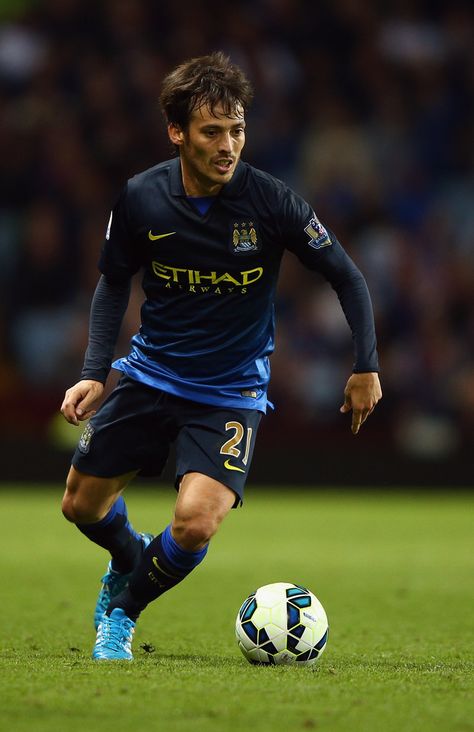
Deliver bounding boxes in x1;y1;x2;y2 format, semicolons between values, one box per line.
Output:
168;156;247;199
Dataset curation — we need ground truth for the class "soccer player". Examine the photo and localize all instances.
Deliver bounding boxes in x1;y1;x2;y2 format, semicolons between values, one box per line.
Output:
61;52;382;660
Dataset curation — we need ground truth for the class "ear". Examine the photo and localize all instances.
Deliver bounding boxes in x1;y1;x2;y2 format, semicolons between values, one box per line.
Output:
168;123;184;147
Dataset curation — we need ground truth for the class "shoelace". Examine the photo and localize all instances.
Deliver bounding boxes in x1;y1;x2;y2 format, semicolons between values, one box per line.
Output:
97;616;134;651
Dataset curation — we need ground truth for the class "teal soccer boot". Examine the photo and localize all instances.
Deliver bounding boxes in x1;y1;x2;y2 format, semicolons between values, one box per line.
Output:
93;532;153;630
92;608;135;660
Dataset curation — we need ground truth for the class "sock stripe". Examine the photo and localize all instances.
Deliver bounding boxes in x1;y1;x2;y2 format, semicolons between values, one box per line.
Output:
76;496;142;574
161;524;208;572
116;526;210;619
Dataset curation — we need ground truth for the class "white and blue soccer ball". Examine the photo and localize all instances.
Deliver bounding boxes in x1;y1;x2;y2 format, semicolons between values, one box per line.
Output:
235;582;328;666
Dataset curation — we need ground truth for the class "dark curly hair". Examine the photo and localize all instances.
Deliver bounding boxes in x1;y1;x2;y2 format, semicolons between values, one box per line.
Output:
159;51;253;128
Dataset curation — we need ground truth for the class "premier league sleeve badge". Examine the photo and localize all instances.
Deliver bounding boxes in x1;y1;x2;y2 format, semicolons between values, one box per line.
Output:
304;216;332;250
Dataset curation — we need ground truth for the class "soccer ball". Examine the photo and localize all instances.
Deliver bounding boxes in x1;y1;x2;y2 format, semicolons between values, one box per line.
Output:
235;582;328;665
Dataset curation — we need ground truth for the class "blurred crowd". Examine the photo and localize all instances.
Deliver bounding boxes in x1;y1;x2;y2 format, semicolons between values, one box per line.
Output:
0;0;473;461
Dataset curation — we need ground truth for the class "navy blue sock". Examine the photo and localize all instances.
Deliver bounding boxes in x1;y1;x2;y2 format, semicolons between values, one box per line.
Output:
76;496;142;574
108;524;208;620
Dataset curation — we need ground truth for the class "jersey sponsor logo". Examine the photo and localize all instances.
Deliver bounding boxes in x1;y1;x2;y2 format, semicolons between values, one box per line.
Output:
304;216;331;250
148;230;176;241
224;458;245;473
151;260;263;294
231;221;261;255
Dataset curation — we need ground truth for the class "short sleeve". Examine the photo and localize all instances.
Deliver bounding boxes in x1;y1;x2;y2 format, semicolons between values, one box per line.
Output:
98;184;142;282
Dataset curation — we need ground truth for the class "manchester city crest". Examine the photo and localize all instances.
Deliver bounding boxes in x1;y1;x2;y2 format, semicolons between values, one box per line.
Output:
231;221;261;255
78;422;95;454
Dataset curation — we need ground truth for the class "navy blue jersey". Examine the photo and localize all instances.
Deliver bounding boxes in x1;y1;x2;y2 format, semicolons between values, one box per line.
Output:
95;157;378;411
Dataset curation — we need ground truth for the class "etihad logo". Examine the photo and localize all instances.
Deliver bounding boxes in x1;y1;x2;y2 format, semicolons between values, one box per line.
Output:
151;260;263;294
148;230;176;241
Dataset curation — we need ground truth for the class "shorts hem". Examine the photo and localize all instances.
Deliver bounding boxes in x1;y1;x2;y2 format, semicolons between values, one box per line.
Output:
175;470;243;508
71;455;142;480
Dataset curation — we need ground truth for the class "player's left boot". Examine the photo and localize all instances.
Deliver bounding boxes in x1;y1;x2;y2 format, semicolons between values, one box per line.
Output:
94;532;153;630
92;608;135;661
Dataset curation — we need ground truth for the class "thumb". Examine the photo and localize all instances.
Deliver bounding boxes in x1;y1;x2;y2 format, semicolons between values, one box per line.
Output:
76;388;100;416
340;393;351;414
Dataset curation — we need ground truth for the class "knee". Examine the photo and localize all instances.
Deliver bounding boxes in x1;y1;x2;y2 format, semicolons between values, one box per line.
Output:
61;474;102;524
61;492;100;524
61;493;82;523
172;514;218;551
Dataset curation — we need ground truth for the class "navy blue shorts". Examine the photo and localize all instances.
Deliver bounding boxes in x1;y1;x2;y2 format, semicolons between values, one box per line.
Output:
72;376;262;505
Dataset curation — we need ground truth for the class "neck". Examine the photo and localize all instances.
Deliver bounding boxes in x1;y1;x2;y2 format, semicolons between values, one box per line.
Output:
179;159;223;197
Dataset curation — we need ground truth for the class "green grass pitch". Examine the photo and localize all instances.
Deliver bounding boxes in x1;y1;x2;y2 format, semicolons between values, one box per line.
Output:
1;486;473;732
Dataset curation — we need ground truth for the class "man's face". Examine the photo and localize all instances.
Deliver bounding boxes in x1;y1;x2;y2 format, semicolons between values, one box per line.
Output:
168;102;246;196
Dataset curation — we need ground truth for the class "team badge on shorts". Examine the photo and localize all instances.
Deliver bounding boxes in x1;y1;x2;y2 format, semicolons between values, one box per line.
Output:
304;216;332;250
78;423;95;453
230;221;261;255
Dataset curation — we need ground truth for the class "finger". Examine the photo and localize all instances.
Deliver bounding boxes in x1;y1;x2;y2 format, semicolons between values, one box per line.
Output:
76;389;100;416
61;400;79;426
360;408;371;424
354;407;373;433
351;410;363;434
360;405;376;422
61;388;87;425
340;395;351;414
77;409;96;422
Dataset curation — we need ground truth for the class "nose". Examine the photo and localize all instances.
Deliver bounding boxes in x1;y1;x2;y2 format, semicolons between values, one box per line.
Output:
218;132;233;153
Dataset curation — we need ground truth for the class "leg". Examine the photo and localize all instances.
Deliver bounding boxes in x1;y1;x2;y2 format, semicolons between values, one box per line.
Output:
62;465;137;524
63;376;172;563
107;472;235;620
171;471;237;549
62;465;143;573
93;472;235;661
92;402;261;660
113;405;261;618
63;465;153;630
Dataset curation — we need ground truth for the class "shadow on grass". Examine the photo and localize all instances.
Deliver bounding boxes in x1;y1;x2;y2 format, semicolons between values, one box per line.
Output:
143;653;245;668
145;652;326;674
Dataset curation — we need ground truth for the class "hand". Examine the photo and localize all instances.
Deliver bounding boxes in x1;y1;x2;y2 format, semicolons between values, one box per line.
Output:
340;372;382;435
60;379;104;425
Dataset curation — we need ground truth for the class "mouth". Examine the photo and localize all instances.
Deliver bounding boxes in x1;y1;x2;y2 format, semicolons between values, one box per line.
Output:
213;158;234;175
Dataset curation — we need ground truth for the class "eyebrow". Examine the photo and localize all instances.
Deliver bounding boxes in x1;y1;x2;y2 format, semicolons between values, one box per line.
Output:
200;120;246;129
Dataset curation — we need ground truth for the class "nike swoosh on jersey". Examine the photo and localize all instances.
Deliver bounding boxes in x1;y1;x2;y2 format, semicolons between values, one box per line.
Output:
224;459;245;473
148;230;176;241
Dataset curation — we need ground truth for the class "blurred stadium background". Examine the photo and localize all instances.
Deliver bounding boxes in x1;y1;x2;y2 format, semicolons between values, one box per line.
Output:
0;0;472;486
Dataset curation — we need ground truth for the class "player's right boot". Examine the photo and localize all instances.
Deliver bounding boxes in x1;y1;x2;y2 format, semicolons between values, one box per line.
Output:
94;532;153;630
92;608;135;660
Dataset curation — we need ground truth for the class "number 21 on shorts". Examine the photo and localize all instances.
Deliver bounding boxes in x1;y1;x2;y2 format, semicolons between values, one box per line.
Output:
220;421;253;471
